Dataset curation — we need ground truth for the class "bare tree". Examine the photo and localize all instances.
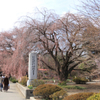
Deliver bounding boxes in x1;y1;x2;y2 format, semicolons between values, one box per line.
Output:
21;9;91;81
78;0;100;19
78;0;100;58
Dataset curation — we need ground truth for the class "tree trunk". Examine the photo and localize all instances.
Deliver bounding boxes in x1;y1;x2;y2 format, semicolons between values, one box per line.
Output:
59;71;68;81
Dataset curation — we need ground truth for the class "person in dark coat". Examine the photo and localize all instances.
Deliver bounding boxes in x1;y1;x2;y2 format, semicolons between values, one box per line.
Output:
3;76;9;91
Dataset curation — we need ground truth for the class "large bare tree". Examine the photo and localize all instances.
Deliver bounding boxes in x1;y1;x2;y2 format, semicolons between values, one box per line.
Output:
22;9;91;81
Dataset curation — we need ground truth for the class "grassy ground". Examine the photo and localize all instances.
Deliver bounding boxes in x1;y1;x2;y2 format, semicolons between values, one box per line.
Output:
64;82;100;95
43;79;100;96
59;85;86;90
45;80;100;96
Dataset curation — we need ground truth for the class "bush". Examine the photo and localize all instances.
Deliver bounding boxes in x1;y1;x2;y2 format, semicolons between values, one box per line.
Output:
58;81;67;85
50;90;67;100
66;79;72;82
33;84;63;99
87;93;99;100
28;85;33;89
19;76;28;86
73;77;88;84
63;92;94;100
10;77;18;83
30;79;44;87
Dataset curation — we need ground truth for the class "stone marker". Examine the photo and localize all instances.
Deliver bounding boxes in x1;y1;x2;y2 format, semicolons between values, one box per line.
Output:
27;51;37;86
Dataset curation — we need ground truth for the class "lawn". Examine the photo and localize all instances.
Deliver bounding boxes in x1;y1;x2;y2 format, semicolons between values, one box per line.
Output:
59;85;86;90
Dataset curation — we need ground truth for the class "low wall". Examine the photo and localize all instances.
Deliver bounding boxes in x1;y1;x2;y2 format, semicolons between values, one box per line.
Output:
16;83;34;99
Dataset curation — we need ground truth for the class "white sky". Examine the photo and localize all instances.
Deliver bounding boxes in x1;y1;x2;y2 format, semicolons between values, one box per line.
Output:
0;0;80;32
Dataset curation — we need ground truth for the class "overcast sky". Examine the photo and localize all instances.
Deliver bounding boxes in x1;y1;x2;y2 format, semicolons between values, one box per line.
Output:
0;0;80;32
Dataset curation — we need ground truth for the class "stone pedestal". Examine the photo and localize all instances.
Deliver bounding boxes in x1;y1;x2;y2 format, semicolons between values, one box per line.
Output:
27;51;37;86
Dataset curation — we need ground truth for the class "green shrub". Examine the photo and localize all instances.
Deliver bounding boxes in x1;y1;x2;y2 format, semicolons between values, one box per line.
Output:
19;76;28;86
11;79;18;83
30;79;44;87
10;77;18;83
50;90;67;100
66;79;72;82
87;93;99;100
33;84;63;99
73;77;88;84
63;92;94;100
28;85;33;89
58;81;67;85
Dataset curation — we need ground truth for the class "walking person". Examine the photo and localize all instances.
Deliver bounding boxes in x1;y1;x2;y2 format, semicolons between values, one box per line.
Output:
3;75;9;91
0;78;3;92
0;74;5;92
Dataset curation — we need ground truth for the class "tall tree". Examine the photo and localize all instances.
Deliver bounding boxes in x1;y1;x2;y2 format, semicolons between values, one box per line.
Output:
8;27;33;78
22;9;91;81
0;27;31;78
0;31;16;75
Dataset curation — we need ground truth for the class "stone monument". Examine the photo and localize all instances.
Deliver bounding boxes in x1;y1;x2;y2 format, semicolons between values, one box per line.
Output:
27;51;37;86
